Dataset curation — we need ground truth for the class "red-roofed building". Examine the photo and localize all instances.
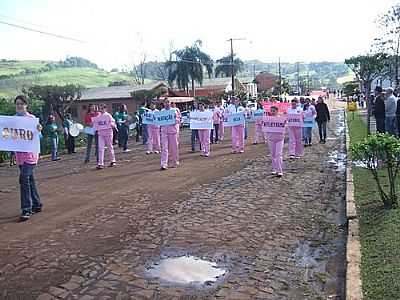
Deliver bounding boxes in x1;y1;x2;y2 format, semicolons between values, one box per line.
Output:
255;72;279;92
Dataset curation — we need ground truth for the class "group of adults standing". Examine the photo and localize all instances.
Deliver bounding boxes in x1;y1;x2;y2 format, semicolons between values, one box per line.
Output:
372;86;400;136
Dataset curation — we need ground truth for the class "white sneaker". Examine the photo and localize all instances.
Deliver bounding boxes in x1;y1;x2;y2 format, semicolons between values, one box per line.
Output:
146;151;151;155
154;151;159;154
277;172;283;177
295;156;301;159
123;149;131;153
271;171;277;175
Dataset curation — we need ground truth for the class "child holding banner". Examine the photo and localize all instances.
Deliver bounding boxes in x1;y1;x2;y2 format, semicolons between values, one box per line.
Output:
303;98;317;147
160;98;180;170
93;104;117;169
226;98;245;153
263;106;287;177
253;102;265;144
197;103;211;157
13;95;43;221
146;101;161;154
287;99;303;159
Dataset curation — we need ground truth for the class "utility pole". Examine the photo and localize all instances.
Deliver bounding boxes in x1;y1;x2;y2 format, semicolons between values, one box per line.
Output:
278;57;282;100
296;62;300;94
227;37;246;95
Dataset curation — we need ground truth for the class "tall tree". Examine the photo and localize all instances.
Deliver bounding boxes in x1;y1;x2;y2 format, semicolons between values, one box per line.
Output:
215;54;244;78
166;40;213;96
24;84;83;122
345;54;386;134
375;4;400;88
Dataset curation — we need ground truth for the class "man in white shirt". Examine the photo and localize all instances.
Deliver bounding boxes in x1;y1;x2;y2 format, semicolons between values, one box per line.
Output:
385;87;397;135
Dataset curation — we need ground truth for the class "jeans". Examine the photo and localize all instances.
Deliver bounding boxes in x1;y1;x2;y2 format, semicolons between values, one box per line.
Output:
191;129;200;151
118;126;129;150
85;133;98;163
304;127;313;145
317;121;327;141
19;164;41;214
142;124;148;145
244;125;248;140
211;124;219;143
376;118;386;133
50;136;58;160
385;117;396;135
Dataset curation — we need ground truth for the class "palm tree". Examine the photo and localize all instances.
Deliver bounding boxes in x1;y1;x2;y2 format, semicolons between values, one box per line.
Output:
215;54;244;78
166;40;213;96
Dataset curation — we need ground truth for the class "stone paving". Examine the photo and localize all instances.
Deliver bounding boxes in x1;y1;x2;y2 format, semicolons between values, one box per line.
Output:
1;110;347;300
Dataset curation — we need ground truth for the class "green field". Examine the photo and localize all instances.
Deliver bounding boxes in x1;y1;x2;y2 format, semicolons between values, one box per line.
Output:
347;112;400;300
0;60;145;98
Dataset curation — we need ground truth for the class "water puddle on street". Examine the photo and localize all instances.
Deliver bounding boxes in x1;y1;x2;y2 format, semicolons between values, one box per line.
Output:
352;160;376;168
147;256;226;285
327;150;346;172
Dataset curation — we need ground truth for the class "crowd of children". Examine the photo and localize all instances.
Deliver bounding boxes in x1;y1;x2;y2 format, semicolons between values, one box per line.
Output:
8;94;330;221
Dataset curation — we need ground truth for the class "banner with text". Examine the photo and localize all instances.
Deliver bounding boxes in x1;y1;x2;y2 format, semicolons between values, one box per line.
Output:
190;111;213;129
262;116;287;133
287;113;303;127
0;116;40;153
223;113;245;127
142;111;155;125
153;110;176;126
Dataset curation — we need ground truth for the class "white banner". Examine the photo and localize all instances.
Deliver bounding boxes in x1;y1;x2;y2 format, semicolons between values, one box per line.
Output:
223;113;245;127
189;111;213;129
0;116;41;153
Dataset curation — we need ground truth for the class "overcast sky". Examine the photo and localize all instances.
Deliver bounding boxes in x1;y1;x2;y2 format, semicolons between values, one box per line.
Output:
0;0;398;69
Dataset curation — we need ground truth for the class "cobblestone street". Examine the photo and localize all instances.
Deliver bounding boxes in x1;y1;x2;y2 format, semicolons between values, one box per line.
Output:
0;110;347;300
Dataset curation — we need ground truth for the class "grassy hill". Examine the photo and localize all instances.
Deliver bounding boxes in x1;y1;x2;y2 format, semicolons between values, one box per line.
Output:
0;60;146;98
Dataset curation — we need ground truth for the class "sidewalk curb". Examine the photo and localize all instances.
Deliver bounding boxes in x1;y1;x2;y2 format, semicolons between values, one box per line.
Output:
345;111;363;300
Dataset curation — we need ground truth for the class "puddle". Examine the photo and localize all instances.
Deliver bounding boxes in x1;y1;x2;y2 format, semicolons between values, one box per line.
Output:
147;256;226;285
294;241;322;268
352;160;376;169
327;150;346;172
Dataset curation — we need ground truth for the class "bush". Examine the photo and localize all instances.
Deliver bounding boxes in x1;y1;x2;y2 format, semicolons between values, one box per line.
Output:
351;133;400;209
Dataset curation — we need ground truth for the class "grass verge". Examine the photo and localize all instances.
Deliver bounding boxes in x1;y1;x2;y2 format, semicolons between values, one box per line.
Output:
347;111;400;300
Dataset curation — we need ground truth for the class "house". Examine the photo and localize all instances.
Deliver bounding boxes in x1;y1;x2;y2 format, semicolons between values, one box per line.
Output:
255;72;279;92
68;81;168;122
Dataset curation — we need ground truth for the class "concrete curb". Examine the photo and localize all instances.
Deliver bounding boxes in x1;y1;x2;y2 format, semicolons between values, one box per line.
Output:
345;111;363;300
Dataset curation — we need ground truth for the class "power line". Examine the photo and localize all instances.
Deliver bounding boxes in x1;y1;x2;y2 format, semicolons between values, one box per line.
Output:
0;20;85;43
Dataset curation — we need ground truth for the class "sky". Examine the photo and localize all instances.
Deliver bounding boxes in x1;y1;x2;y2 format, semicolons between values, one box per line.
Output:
0;0;398;70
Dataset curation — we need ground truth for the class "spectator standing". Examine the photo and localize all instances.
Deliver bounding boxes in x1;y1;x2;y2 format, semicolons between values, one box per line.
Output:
84;104;100;163
63;113;76;154
385;87;397;135
373;86;386;133
114;104;130;152
45;114;61;161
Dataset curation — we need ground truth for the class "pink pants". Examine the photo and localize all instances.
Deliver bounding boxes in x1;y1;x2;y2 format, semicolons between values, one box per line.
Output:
288;127;303;156
198;129;210;156
98;134;116;166
147;125;161;152
220;121;224;140
253;123;264;143
161;131;179;167
267;133;284;173
232;125;244;152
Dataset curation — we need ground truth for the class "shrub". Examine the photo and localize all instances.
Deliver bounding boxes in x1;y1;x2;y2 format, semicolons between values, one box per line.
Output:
351;133;400;209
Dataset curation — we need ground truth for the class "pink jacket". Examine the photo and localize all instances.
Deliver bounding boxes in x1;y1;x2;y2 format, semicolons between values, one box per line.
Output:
15;112;39;165
93;112;116;136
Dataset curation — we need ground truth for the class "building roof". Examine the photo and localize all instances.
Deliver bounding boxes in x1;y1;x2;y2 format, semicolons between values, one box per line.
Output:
79;81;168;101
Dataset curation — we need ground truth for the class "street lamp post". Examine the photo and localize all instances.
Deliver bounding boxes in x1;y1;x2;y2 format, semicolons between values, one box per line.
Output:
227;37;246;95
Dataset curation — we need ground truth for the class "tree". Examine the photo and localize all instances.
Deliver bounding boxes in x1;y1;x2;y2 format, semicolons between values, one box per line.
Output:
130;88;165;104
342;81;360;96
351;133;400;209
24;84;83;122
375;4;400;88
345;54;386;134
166;40;213;96
215;54;244;77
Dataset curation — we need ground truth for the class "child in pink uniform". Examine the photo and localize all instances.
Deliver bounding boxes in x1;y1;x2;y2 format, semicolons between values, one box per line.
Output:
198;102;211;157
264;106;287;177
287;99;303;159
253;102;265;144
227;98;245;153
146;102;161;154
160;98;180;170
93;104;117;169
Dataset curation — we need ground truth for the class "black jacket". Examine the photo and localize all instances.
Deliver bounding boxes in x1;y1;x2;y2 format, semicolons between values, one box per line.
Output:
396;99;400;117
315;103;330;122
374;95;385;118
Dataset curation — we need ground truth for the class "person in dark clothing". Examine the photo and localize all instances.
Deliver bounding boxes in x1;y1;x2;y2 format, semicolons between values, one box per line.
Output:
396;97;400;137
373;86;386;133
315;96;330;143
